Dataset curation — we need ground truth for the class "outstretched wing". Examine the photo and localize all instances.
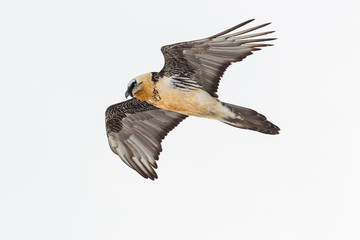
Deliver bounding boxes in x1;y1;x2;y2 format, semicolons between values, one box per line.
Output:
159;19;275;97
105;98;187;180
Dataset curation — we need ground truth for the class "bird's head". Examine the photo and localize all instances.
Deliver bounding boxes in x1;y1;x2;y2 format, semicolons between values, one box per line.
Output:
125;72;154;101
125;78;140;98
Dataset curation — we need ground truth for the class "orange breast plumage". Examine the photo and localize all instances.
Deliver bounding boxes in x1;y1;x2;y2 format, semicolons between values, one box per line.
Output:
148;77;235;119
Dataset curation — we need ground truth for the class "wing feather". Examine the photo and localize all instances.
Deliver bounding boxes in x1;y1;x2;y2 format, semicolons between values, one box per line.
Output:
159;19;276;97
105;98;187;180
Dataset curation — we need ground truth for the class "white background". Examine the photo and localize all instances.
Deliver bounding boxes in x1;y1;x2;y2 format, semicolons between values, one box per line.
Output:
1;0;359;239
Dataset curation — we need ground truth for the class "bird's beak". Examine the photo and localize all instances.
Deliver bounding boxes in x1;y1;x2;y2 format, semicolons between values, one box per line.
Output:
125;88;132;98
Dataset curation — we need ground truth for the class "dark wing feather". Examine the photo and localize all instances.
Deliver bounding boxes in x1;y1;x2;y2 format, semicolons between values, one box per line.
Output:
159;19;275;97
105;98;187;180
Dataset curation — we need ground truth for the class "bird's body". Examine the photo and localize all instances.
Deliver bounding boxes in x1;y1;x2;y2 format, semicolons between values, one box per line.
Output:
106;19;280;180
134;73;235;119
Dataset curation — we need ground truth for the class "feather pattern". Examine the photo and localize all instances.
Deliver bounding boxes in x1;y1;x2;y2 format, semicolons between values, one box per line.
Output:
171;76;202;90
159;19;275;97
105;98;187;179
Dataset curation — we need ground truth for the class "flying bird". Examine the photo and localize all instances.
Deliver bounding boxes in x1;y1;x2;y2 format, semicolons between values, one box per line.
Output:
106;19;280;180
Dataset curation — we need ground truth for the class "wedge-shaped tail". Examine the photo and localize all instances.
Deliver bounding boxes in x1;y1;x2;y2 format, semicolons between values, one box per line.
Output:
221;102;280;135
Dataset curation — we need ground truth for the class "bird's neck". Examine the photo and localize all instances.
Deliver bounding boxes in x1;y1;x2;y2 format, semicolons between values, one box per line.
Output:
134;80;155;102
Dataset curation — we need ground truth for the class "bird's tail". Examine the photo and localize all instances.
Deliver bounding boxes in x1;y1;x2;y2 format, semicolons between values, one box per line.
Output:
220;102;280;135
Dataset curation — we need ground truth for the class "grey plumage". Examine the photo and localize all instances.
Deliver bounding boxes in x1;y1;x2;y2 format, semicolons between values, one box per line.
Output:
106;98;187;179
221;102;280;134
159;19;275;97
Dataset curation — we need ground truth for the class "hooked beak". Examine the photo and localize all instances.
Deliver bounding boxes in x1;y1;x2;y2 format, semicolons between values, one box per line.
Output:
125;88;133;98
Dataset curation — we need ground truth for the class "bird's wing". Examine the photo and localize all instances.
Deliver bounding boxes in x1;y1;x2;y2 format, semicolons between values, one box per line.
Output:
159;19;275;97
105;98;187;180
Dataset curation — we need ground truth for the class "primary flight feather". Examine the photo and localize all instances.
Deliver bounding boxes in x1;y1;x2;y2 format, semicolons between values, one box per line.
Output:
106;19;280;180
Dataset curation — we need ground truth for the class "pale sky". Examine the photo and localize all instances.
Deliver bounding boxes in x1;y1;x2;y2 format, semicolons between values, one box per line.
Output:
1;0;359;239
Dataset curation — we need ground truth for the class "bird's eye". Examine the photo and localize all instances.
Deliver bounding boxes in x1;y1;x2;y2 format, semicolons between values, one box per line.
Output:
130;81;137;89
128;79;137;88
